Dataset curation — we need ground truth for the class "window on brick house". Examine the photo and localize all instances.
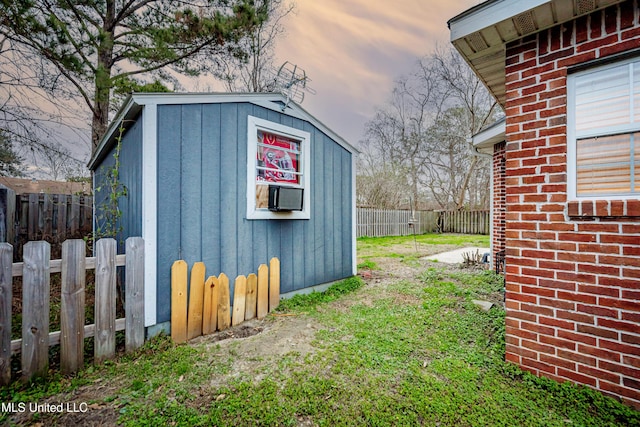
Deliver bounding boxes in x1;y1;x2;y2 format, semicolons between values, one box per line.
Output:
567;57;640;199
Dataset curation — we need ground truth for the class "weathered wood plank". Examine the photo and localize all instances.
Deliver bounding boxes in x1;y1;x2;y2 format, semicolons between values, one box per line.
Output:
269;258;280;312
231;275;247;327
125;237;144;352
56;195;67;241
94;238;116;363
60;239;86;375
202;276;218;335
245;273;257;321
217;273;230;331
0;243;12;385
12;318;126;355
42;194;53;239
27;193;38;240
257;264;268;319
21;241;50;381
70;195;80;235
171;260;188;343
187;262;206;340
11;254;126;277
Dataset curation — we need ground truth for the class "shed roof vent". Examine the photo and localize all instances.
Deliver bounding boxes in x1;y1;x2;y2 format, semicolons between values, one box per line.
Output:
576;0;596;15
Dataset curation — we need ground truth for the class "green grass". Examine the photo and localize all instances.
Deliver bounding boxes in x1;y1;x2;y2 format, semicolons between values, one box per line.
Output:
2;233;639;426
357;232;490;249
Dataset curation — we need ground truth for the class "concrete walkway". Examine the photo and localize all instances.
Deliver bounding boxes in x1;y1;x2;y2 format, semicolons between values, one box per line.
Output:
423;247;490;264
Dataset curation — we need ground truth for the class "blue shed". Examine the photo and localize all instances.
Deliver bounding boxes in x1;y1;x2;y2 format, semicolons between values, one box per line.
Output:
88;93;358;334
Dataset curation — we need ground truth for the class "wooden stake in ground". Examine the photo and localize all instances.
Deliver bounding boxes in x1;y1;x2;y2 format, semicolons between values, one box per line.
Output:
217;273;231;331
269;258;280;312
257;264;269;319
187;262;206;340
232;275;247;326
202;276;218;335
171;260;188;343
245;273;257;321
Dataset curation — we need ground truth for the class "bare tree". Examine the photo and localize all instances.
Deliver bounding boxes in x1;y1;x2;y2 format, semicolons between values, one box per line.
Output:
359;47;501;211
216;0;295;92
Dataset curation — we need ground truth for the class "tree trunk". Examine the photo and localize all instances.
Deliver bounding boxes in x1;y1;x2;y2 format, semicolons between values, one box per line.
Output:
456;155;478;210
91;1;116;155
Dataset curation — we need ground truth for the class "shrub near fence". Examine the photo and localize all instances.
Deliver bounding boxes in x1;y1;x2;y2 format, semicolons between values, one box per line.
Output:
0;237;144;385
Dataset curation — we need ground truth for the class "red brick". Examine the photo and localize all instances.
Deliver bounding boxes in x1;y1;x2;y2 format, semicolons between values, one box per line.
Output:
522;249;555;260
578;365;621;384
623;355;640;369
540;334;577;351
540;47;574;64
599;276;640;290
599;360;640;379
522;268;555;279
577;324;619;340
521;321;555;336
611;200;625;216
505;352;520;364
600;381;640;402
575;16;589;43
511;292;537;304
600;234;640;245
579;243;620;254
557;367;598;386
506;343;538;360
627;199;640;217
601;39;640;58
507;326;537;341
599;255;640;268
598;319;637;335
557;271;596;285
577;303;618;319
590;10;603;38
521;231;556;240
623;377;640;391
622;224;640;234
558;50;598;68
539;241;575;251
541;354;576;370
522;285;556;298
541;223;575;232
577;34;618;53
509;309;537;322
558;329;597;346
557;252;596;263
621;26;640;40
577;283;619;297
621;333;640;346
557;290;596;305
522;357;557;374
599;297;640;312
578;343;621;362
558;348;597;366
537;278;575;291
521;303;555;317
577;223;619;233
556;309;594;325
577;263;619;275
622;289;640;300
600;339;640;357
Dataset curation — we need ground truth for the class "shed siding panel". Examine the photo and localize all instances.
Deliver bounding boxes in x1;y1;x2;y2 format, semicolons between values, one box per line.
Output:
181;104;203;263
219;104;239;283
156;105;183;323
201;103;222;275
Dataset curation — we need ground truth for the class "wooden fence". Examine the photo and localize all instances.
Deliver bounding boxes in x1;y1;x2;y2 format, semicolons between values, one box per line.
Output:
356;208;490;237
437;210;490;235
170;258;280;343
356;209;438;237
0;237;144;385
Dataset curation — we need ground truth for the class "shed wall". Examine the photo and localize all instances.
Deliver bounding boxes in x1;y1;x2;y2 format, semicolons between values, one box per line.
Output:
94;114;143;253
155;102;353;324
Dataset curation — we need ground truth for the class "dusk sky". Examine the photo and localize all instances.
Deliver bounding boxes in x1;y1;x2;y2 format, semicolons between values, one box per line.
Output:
273;0;480;146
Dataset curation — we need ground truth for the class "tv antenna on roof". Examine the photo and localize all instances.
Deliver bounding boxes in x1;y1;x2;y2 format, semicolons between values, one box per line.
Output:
273;61;316;110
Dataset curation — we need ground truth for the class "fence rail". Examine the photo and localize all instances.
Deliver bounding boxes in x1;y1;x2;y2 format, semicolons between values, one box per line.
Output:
356;208;489;237
0;237;144;385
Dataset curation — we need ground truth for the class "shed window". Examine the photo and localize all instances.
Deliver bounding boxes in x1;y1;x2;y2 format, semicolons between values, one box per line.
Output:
246;116;310;219
568;57;640;199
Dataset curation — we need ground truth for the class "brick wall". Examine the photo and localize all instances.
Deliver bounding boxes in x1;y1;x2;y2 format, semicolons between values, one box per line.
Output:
493;141;506;264
503;0;640;408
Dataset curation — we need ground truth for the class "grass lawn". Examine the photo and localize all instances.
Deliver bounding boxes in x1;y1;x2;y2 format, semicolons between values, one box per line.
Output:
2;233;639;426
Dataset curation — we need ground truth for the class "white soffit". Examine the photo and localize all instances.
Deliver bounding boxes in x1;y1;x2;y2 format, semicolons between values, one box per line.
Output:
472;118;506;149
448;0;626;106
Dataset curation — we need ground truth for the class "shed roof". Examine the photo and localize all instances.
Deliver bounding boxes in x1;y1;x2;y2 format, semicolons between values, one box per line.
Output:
89;92;358;170
448;0;625;107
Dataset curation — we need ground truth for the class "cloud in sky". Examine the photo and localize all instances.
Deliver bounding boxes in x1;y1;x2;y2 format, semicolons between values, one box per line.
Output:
274;0;479;145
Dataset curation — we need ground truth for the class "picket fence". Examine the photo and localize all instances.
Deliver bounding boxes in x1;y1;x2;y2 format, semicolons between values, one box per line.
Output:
171;258;280;343
0;237;144;385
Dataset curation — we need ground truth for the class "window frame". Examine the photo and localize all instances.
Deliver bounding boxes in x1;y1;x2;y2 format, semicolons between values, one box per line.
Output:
246;115;311;220
567;56;640;201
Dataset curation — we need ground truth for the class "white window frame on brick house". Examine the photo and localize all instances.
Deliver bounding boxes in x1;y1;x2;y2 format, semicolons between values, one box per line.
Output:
246;115;311;220
567;56;640;201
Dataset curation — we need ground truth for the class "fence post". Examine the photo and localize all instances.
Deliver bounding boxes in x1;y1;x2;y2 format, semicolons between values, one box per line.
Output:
22;241;50;381
0;243;12;385
269;258;280;312
125;237;144;352
95;238;116;363
60;239;86;375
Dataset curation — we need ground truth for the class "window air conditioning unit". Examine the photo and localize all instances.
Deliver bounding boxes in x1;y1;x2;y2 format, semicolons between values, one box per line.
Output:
268;185;304;212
